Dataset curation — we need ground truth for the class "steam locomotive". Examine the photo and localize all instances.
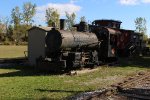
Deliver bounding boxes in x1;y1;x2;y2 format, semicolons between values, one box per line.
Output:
36;19;142;72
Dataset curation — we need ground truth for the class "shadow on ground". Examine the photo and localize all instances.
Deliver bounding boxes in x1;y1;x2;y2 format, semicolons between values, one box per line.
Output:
35;89;86;93
35;89;89;100
117;56;150;68
0;63;65;77
118;88;150;100
0;56;149;77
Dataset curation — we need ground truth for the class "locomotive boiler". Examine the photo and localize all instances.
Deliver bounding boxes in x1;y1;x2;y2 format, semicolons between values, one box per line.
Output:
45;28;99;53
44;28;102;71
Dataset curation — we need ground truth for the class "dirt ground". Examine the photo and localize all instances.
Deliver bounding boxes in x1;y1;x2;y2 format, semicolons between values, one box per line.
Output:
69;71;150;100
94;71;150;100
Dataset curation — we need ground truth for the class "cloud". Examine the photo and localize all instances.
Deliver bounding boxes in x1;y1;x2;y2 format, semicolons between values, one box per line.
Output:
70;0;79;4
119;0;139;5
35;2;81;25
36;3;81;16
142;0;150;3
119;0;150;5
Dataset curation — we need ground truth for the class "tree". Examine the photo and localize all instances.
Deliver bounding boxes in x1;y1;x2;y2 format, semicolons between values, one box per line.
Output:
45;8;60;27
135;17;147;40
11;6;22;28
11;6;22;42
65;12;76;31
19;24;32;41
2;17;10;34
0;19;2;33
7;25;14;41
0;19;4;42
0;17;9;42
80;16;86;22
0;17;9;33
22;2;36;25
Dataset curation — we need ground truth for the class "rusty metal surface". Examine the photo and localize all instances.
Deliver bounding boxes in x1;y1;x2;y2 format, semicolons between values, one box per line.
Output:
60;30;99;48
106;28;121;35
92;19;122;29
46;29;99;52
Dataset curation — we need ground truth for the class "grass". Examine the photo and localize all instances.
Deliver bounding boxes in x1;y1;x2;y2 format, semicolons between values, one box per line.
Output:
0;57;149;99
0;45;27;58
0;46;149;99
0;67;146;100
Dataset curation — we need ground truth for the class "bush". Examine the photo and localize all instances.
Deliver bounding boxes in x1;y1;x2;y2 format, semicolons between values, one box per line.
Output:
16;42;28;45
3;40;12;45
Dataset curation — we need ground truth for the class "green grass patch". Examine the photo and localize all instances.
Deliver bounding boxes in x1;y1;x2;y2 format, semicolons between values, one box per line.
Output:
0;45;27;58
0;59;149;99
0;46;149;99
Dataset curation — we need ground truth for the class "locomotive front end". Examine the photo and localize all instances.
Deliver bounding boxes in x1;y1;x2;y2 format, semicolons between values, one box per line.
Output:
45;28;100;70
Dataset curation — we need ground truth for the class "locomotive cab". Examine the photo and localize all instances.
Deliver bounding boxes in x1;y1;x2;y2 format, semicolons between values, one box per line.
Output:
97;28;119;62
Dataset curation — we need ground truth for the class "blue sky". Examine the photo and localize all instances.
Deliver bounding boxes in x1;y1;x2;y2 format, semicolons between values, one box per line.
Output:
0;0;150;36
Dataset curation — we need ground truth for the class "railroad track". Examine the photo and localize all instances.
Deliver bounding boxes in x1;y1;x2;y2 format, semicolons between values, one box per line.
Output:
116;72;150;89
116;72;150;100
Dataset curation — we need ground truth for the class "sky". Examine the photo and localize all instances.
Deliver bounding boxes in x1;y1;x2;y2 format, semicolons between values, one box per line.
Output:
0;0;150;37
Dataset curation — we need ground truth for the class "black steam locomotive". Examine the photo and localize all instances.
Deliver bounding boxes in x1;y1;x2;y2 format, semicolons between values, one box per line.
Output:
37;19;142;72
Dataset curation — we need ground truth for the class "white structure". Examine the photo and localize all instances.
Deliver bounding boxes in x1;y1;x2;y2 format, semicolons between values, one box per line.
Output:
28;26;52;65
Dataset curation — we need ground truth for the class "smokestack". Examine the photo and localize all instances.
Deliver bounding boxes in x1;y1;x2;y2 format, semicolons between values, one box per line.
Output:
60;19;66;30
79;21;88;32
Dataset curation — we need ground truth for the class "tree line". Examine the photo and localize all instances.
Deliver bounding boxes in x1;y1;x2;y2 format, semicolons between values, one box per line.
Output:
0;2;36;45
0;2;77;45
0;2;149;45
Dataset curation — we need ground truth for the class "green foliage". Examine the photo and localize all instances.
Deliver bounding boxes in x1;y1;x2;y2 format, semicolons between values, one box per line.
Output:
3;38;12;45
7;25;14;41
45;8;60;27
0;33;5;42
13;24;31;43
80;16;86;22
10;2;35;44
11;6;22;28
66;12;76;31
0;17;8;34
135;17;148;40
22;2;36;25
11;6;22;43
0;21;3;34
